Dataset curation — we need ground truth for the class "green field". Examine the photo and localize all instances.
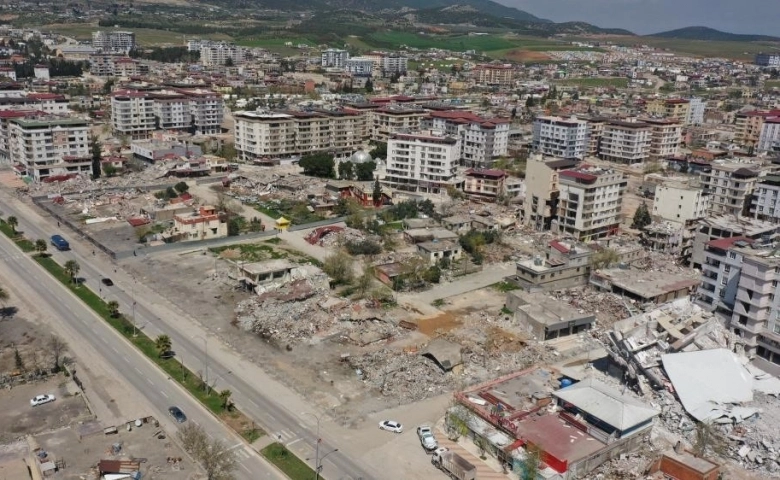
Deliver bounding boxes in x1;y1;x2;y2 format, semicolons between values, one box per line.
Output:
39;23;232;46
765;80;780;91
555;77;629;88
573;35;780;61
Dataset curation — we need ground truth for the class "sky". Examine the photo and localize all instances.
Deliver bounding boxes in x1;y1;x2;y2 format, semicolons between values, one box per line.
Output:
495;0;780;36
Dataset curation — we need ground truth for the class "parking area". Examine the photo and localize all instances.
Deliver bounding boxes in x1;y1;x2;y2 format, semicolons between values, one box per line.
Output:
0;376;91;444
35;417;194;480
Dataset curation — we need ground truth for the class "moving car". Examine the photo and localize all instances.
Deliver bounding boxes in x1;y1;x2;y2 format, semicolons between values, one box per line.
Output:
30;394;55;407
168;406;187;423
101;278;114;286
417;425;438;451
378;420;403;433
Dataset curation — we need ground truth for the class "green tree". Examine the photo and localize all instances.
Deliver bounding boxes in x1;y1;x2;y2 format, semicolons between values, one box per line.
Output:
299;152;336;178
369;141;387;160
219;389;232;410
155;334;172;357
64;260;80;283
34;239;47;256
590;248;619;270
224;57;234;67
14;348;23;371
322;250;354;285
338;160;355;180
90;136;102;179
107;300;120;318
632;202;652;230
355;160;377;181
103;164;118;177
174;181;189;193
6;216;17;234
365;77;373;92
372;178;382;205
521;444;543;480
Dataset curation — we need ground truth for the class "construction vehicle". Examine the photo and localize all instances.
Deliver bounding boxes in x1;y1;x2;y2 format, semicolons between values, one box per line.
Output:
431;448;476;480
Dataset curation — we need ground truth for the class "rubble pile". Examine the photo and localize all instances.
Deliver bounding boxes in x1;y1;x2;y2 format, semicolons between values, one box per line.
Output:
339;319;406;347
321;228;365;248
552;288;631;326
346;349;451;403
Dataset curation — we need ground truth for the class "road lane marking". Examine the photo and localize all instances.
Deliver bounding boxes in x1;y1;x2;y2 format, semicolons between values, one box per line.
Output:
99;335;107;343
246;399;259;409
146;377;154;385
111;346;118;353
240;462;251;473
134;367;142;374
123;356;130;363
161;391;168;398
286;438;302;447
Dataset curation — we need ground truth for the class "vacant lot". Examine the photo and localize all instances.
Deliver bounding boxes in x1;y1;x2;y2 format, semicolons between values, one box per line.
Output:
554;77;629;88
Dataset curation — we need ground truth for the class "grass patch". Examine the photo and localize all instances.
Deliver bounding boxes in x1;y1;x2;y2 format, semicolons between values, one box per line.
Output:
33;255;263;439
255;204;285;220
210;243;286;262
765;80;780;91
554;77;629;88
261;443;316;480
0;220;36;252
492;281;520;292
264;237;282;244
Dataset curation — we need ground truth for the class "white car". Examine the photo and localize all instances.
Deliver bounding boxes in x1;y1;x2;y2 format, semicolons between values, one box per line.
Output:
30;394;55;407
417;425;438;451
379;420;403;433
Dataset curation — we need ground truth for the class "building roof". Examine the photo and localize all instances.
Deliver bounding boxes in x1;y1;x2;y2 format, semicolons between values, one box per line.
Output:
240;259;296;276
706;236;754;251
553;378;659;431
465;168;506;179
545;158;579;169
422;338;463;371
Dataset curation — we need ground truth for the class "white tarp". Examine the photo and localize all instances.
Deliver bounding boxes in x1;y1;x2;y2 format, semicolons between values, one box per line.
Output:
662;349;754;422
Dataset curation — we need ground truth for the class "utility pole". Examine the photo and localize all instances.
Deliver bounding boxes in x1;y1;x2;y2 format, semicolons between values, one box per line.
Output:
302;412;322;479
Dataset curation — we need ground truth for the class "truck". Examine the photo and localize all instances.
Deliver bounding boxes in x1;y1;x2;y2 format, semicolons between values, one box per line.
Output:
431;448;476;480
50;234;69;251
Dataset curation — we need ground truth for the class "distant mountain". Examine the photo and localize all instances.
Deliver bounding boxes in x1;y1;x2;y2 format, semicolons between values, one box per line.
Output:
650;26;780;42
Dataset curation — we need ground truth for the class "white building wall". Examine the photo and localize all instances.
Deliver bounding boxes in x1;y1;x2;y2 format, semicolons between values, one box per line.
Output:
652;184;710;222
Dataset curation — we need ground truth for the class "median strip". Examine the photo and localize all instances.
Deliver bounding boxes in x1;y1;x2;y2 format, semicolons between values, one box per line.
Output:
260;443;317;480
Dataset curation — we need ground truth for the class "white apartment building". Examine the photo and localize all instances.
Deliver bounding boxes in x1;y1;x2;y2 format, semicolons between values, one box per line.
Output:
345;57;374;76
381;54;408;74
200;43;244;67
696;236;752;314
686;97;705;126
321;48;349;68
92;30;136;54
523;155;580;231
370;107;428;142
598;120;651;164
383;131;460;194
152;93;189;131
8;116;91;181
554;165;627;241
233;110;363;160
757;117;780;152
532;116;588;160
111;90;156;140
186;89;224;135
424;111;509;169
652;182;710;223
751;176;780;223
0;93;69;115
645;118;683;158
701;161;762;216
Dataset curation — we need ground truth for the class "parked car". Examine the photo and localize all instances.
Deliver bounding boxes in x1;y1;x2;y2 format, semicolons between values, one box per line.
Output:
101;278;114;286
378;420;403;433
168;406;187;423
30;394;55;407
417;425;438;451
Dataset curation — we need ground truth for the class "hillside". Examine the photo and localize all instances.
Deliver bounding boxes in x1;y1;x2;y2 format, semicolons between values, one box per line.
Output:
650;26;780;42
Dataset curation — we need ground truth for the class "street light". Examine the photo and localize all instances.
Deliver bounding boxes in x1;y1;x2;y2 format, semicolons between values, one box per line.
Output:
130;275;138;337
302;412;322;479
317;448;339;476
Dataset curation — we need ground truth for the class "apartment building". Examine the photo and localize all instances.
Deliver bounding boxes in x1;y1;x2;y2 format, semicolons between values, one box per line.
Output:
380;54;408;74
233;110;363;160
91;54;145;78
186;89;224;135
751;175;780;223
691;215;780;269
473;64;513;87
645;118;683;158
554;165;627;241
701;161;762;216
687;97;705;125
645;98;690;122
371;106;428;142
321;48;349;68
532;115;589;160
151;91;189;131
424;110;509;168
0;93;69;115
200;43;244;67
523;155;579;231
757;117;780;152
584;117;607;157
756;53;780;67
92;30;135;54
345;57;374;76
462;168;509;200
598;119;651;164
383;131;460;194
696;236;752;314
735;110;780;149
653;182;710;223
8;116;91;181
111;90;156;139
0;110;37;161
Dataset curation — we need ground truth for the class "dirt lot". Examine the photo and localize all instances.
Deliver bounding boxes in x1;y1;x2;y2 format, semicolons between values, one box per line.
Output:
0;375;91;444
503;49;552;62
0;312;58;376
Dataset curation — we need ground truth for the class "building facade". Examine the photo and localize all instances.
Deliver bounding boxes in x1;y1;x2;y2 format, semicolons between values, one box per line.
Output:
735;110;780;149
383;131;460;194
381;54;408;74
9;116;91;181
652;182;710;223
756;53;780;67
473;64;513;87
200;43;244;66
757;117;780;152
345;57;374;76
321;49;349;68
92;30;136;54
598;120;651;164
424;111;509;169
532;116;589;160
555;166;627;241
523;156;579;231
645;118;683;158
752;176;780;223
112;88;224;138
701;162;761;216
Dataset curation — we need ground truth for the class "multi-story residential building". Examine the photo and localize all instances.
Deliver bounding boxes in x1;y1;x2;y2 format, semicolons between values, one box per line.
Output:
598;119;651;164
652;181;710;223
233;110;363;160
152;91;189;131
701;161;762;216
185;89;224;135
532;115;589;160
111;90;156;140
523;155;579;231
757;117;780;152
752;175;780;223
424;111;509;168
686;97;705;125
756;53;780;67
645;98;690;122
696;236;752;314
554;165;627;240
473;64;513;87
8;115;91;181
380;54;408;74
462;168;510;201
0;93;69;115
0;110;37;161
321;48;349;68
735;110;780;149
200;43;244;67
691;215;780;269
345;57;374;76
370;106;428;142
645;118;683;158
383;130;460;194
92;30;135;54
584;117;607;157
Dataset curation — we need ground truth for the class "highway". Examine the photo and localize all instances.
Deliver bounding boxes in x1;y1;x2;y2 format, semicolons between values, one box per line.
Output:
0;192;377;480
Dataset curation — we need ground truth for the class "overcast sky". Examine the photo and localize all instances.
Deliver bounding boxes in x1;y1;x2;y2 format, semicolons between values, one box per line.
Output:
495;0;780;35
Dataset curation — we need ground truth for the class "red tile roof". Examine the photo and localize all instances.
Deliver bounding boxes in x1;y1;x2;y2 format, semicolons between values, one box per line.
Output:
559;170;598;183
549;240;570;254
706;236;753;251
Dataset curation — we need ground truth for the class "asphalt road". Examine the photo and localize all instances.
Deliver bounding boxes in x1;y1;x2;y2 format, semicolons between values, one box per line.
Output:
0;194;376;480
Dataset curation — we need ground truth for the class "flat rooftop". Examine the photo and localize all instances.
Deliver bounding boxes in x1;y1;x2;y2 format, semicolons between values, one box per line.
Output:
518;296;593;326
701;215;779;236
240;259;296;275
462;367;559;412
514;413;605;464
597;268;699;299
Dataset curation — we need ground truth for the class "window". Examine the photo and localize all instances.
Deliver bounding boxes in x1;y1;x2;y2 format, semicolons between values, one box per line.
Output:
775;323;780;335
724;265;731;273
729;252;737;259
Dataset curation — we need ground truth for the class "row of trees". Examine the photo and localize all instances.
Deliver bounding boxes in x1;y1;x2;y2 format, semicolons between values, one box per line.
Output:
300;152;377;181
337;160;376;181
